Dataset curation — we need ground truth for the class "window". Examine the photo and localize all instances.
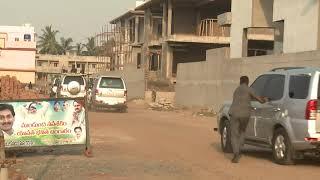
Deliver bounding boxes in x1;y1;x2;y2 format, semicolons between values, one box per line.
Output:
150;53;160;71
37;62;42;66
250;75;269;96
15;37;19;41
289;75;311;99
54;63;58;67
63;76;84;85
92;64;96;68
263;75;285;101
77;64;81;68
99;77;124;89
24;34;31;41
251;74;285;101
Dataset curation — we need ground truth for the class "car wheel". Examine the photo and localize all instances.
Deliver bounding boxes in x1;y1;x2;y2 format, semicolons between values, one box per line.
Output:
119;107;127;113
272;128;295;165
220;120;233;153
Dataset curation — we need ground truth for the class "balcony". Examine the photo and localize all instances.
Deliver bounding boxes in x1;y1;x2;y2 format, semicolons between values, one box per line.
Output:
5;41;36;49
166;19;230;44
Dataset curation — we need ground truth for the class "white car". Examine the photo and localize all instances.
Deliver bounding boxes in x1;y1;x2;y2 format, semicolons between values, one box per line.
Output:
59;74;87;98
90;76;127;112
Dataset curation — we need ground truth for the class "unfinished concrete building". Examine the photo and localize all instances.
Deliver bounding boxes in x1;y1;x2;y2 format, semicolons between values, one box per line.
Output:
107;10;145;71
136;0;232;82
109;0;312;82
230;0;320;58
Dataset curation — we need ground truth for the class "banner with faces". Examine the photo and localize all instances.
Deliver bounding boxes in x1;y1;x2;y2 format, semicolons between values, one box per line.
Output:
0;99;87;147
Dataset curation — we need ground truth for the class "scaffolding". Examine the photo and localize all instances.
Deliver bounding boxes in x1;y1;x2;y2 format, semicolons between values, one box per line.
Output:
95;23;133;71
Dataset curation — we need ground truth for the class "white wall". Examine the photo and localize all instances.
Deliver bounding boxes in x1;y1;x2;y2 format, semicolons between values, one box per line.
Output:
273;0;320;53
0;25;36;42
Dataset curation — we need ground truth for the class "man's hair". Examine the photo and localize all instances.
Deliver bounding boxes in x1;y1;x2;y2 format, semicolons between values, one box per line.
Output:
240;76;249;85
0;104;15;117
74;126;82;132
73;100;84;106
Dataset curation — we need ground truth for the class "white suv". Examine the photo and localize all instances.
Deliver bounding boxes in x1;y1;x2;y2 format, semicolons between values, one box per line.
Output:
90;76;127;112
59;74;87;98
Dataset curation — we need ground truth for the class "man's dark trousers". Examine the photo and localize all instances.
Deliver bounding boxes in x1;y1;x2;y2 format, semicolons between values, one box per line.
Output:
230;115;250;155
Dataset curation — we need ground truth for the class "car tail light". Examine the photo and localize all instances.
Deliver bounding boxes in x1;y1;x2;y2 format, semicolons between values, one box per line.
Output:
305;137;319;142
305;100;318;120
124;90;127;97
95;89;99;95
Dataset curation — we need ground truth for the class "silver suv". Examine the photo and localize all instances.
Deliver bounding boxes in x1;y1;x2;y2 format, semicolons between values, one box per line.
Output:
216;67;320;165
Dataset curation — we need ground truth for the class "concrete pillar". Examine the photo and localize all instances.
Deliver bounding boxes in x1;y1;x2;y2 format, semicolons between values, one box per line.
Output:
162;0;168;38
161;42;173;79
135;16;139;44
142;8;152;70
274;21;284;54
166;45;173;79
196;9;201;35
168;0;173;36
242;28;248;57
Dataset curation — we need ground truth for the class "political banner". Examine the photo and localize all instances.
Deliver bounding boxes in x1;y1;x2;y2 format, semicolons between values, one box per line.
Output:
0;99;87;148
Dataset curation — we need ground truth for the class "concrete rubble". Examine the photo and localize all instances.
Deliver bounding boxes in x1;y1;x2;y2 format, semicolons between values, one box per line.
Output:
0;75;49;100
149;98;175;111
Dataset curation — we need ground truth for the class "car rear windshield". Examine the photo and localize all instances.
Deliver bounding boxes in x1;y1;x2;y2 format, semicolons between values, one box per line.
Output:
99;77;124;89
289;74;311;99
63;76;85;85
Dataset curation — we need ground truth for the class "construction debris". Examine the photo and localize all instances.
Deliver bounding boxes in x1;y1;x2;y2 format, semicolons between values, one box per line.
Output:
0;75;49;100
149;98;175;111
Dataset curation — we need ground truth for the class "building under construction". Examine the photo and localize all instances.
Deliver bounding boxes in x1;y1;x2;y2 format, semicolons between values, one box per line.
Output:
95;10;144;72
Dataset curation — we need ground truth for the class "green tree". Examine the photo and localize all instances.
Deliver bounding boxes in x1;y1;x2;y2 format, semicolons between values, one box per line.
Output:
84;37;97;56
59;37;73;55
37;25;60;54
76;43;83;56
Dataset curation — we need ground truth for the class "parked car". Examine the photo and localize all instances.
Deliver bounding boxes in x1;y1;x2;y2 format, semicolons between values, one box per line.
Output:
59;74;87;98
216;67;320;165
90;76;127;112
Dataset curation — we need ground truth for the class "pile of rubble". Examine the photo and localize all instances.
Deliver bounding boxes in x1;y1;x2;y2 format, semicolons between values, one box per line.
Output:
0;76;49;100
193;107;217;117
149;98;175;111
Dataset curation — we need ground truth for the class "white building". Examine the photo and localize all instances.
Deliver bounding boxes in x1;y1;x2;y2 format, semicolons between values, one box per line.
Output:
0;24;36;83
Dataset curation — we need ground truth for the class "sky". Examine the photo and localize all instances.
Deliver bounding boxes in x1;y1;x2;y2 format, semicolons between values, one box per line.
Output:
0;0;137;44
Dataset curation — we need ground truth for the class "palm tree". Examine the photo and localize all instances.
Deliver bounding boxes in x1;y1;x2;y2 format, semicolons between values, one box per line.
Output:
84;37;97;56
59;37;73;55
38;25;60;54
76;43;83;56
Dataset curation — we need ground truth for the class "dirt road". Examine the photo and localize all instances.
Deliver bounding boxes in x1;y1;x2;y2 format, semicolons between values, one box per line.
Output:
15;103;320;180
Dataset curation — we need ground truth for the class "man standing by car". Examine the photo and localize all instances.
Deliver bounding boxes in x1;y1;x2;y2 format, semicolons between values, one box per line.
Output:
229;76;268;163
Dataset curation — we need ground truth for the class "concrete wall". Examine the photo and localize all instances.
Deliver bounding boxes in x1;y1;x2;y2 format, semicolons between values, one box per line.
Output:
252;0;274;27
176;47;320;110
230;0;253;58
273;0;320;53
98;64;145;100
172;7;197;35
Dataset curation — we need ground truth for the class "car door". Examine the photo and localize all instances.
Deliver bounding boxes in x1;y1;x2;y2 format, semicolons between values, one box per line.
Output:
246;75;270;139
256;74;286;142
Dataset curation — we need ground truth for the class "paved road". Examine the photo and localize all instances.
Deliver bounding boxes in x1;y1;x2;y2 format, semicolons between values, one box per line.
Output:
15;103;320;180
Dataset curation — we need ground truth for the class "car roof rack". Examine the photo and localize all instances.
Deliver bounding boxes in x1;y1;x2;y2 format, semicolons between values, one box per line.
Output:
270;67;305;72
